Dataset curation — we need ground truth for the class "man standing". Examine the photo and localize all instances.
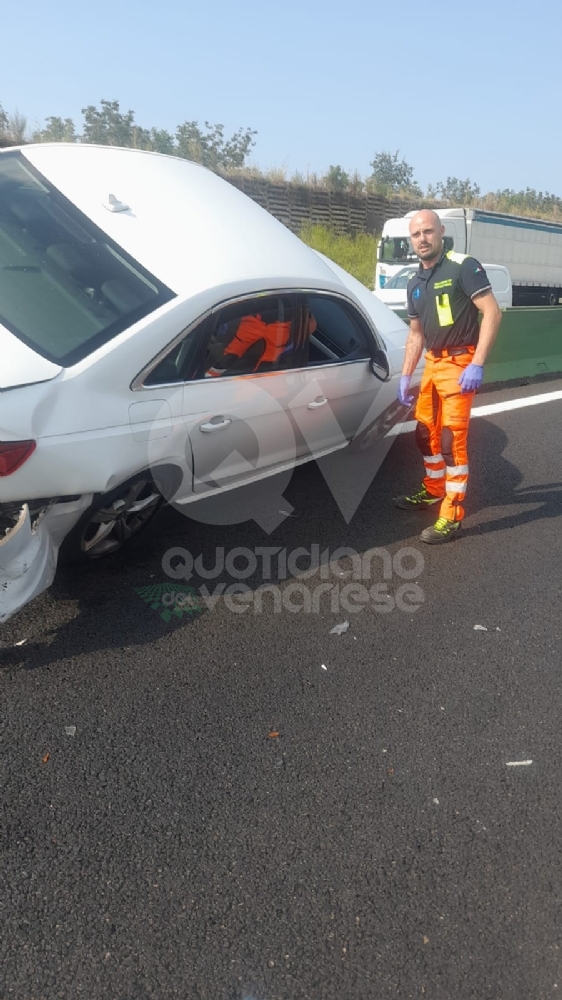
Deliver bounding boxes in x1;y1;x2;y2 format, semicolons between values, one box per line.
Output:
395;210;502;543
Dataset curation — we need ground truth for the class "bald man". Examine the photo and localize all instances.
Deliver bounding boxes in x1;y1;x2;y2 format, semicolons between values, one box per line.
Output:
394;210;502;543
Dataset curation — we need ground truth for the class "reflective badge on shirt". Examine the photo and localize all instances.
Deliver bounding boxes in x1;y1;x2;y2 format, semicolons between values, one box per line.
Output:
436;293;454;327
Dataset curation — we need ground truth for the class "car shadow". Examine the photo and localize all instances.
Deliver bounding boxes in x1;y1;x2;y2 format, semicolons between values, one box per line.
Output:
1;416;560;671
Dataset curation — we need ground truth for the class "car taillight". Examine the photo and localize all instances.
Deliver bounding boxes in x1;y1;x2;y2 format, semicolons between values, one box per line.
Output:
0;440;37;476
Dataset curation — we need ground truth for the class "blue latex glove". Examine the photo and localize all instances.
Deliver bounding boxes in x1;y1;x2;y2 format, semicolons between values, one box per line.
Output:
397;374;414;406
458;363;484;393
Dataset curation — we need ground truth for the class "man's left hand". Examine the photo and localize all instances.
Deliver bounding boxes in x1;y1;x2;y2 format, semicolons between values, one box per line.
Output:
458;363;484;393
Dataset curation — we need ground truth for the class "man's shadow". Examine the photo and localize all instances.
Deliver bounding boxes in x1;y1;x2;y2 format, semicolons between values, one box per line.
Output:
458;417;562;536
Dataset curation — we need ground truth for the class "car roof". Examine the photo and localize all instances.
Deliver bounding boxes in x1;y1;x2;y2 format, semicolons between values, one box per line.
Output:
10;144;342;299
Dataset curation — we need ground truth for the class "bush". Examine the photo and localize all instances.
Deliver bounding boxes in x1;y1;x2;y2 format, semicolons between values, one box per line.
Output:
300;224;379;289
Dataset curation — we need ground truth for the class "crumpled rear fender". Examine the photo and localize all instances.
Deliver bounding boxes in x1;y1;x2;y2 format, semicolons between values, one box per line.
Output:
0;496;92;625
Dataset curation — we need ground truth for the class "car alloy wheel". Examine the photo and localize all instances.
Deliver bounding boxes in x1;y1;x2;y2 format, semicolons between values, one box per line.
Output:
80;478;162;557
59;475;165;565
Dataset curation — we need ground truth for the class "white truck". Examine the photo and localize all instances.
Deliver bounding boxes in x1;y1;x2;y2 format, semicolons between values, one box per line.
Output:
375;207;562;306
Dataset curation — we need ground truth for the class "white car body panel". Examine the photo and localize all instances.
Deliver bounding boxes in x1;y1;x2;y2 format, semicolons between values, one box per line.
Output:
0;498;92;624
0;144;417;624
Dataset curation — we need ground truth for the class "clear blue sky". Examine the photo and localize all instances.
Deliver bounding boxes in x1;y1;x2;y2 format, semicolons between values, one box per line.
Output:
2;0;559;194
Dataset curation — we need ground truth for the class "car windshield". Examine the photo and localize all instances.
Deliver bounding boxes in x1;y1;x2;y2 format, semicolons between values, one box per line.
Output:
384;267;417;289
0;151;174;366
379;236;418;264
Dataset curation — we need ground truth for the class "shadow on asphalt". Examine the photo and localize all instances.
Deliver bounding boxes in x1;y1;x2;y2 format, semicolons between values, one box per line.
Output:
2;416;560;671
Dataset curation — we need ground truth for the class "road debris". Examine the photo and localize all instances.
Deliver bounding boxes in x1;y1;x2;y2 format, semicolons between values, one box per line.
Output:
330;621;349;635
64;726;77;737
268;731;280;739
14;639;27;646
423;935;430;945
321;664;327;671
41;752;50;764
433;798;440;805
473;625;487;631
506;759;533;767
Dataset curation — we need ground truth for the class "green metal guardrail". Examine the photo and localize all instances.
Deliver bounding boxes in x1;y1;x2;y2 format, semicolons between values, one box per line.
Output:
483;306;562;383
392;306;562;383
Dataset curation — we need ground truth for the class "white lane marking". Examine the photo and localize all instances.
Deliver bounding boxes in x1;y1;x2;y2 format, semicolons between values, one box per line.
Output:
387;388;562;436
506;760;533;767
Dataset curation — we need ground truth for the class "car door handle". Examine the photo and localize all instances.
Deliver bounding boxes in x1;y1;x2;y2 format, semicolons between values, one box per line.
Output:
307;397;328;409
199;417;232;433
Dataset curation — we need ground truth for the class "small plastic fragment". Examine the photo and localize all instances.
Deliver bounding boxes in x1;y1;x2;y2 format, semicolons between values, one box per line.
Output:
321;664;327;671
473;625;487;631
64;726;77;737
42;752;50;764
330;621;350;635
268;731;280;739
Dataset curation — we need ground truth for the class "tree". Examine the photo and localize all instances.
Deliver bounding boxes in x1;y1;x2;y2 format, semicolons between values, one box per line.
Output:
32;116;77;143
6;110;28;145
324;165;349;192
175;120;256;170
0;104;8;139
147;128;176;156
81;99;136;146
368;150;421;196
434;176;481;204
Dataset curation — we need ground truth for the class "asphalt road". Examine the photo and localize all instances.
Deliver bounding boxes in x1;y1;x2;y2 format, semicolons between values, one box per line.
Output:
2;378;562;1000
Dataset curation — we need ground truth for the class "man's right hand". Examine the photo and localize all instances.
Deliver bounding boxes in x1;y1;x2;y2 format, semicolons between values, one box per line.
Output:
397;374;414;407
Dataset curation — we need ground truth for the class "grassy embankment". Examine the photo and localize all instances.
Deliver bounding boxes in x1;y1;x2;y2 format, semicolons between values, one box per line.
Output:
299;224;379;290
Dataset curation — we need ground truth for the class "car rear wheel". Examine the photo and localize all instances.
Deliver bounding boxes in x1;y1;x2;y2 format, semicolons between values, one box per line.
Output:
59;475;164;565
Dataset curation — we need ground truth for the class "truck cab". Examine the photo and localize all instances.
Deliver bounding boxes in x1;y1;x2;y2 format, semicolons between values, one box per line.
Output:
375;209;468;289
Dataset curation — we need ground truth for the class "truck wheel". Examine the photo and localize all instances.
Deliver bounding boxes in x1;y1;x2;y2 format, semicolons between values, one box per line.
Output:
59;474;164;565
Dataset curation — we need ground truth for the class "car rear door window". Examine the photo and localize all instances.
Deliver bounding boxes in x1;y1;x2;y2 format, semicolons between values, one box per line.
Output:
297;294;373;367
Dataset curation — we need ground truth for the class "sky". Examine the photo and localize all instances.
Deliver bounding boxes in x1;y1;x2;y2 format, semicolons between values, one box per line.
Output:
2;0;560;195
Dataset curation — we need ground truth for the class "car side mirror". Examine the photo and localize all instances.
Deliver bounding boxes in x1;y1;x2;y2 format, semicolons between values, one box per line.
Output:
369;349;391;382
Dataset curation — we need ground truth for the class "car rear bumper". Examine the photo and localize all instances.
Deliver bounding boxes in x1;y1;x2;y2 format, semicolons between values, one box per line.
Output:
0;496;92;624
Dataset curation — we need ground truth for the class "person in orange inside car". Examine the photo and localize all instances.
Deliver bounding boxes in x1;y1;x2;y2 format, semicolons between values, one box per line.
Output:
394;209;502;544
206;307;317;376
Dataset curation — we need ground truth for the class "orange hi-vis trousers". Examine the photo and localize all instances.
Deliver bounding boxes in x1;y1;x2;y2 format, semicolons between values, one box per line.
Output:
414;347;477;522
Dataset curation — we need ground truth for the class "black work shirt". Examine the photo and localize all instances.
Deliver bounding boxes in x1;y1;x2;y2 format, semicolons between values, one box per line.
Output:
406;250;492;351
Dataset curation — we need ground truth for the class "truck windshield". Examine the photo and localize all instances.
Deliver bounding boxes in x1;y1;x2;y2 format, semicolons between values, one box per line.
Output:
379;236;418;264
0;151;175;366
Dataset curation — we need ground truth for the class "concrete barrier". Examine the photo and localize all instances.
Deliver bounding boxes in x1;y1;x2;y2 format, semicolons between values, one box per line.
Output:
392;306;562;383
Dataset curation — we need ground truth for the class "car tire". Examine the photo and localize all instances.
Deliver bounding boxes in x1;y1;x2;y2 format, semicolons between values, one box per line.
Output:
59;473;165;565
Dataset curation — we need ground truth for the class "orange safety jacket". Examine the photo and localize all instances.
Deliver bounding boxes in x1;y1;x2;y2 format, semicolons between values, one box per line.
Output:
212;314;292;374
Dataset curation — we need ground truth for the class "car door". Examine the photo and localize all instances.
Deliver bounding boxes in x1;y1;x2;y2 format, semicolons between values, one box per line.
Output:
289;292;387;457
181;293;339;495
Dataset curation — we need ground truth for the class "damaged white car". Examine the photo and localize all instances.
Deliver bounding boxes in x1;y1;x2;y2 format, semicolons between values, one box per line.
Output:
0;143;418;623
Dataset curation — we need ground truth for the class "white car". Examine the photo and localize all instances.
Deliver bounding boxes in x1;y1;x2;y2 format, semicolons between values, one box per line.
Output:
0;143;419;623
374;262;513;312
373;265;418;311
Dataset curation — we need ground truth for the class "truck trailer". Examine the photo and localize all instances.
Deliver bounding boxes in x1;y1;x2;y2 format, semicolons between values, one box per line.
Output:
375;207;562;306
